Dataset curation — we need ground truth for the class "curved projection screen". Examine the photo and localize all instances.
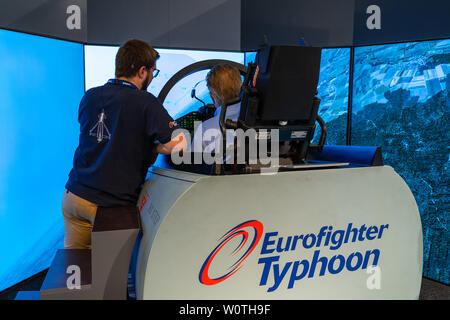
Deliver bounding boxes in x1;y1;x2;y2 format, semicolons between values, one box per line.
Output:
0;29;84;292
84;46;245;119
1;29;448;293
352;38;450;284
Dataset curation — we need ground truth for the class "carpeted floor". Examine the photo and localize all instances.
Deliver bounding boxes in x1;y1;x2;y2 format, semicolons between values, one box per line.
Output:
419;277;450;300
0;271;448;300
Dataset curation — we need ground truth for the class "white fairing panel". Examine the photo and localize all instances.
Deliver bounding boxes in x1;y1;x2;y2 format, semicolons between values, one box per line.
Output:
136;166;422;299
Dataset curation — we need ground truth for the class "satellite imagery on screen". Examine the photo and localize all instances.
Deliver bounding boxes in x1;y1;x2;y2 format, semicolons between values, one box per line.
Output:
313;48;350;145
352;39;450;284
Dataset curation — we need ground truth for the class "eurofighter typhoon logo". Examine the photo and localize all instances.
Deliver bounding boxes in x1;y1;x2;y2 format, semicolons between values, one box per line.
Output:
199;220;389;292
199;220;264;285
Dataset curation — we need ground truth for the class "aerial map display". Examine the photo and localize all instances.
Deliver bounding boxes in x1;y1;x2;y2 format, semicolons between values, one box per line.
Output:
352;39;450;284
314;48;350;145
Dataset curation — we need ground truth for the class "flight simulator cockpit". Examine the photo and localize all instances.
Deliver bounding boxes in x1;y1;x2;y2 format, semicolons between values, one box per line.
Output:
155;45;378;175
133;45;423;300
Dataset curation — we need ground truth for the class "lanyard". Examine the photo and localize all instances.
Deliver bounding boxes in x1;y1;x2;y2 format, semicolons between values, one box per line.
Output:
107;78;139;90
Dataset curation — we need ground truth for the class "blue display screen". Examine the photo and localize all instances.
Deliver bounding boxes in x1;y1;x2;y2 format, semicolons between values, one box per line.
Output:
314;48;350;145
84;46;245;119
0;29;85;292
352;39;450;284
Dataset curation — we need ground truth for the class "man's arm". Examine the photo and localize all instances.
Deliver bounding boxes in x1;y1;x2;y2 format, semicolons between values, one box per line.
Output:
147;133;187;167
155;132;188;155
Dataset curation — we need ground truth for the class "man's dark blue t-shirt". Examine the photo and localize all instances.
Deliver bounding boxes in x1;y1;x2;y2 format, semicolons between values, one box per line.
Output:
65;79;176;207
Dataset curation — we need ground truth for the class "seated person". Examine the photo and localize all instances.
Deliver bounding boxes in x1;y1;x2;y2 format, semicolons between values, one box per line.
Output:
191;64;242;154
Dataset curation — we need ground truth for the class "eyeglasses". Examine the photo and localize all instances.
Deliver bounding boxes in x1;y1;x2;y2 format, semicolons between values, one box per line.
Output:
152;68;160;78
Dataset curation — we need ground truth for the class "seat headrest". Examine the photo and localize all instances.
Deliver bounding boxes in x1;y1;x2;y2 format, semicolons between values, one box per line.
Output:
254;45;322;122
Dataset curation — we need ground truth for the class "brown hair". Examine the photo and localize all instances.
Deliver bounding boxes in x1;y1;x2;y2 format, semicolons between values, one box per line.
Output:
115;39;159;78
206;64;242;106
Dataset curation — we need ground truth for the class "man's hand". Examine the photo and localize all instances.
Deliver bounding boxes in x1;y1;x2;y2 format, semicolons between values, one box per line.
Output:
155;133;188;155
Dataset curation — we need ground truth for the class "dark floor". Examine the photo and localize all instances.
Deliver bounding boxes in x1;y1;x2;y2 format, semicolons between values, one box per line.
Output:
419;277;450;300
0;269;48;300
0;271;448;300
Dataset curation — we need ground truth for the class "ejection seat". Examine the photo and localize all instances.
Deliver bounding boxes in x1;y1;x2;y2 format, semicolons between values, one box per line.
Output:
216;45;324;174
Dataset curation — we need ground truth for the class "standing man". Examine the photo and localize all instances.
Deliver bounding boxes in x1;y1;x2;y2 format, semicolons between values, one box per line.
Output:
63;39;186;249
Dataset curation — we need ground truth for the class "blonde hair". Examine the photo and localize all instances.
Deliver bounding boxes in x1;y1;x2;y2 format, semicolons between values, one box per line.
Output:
206;64;242;106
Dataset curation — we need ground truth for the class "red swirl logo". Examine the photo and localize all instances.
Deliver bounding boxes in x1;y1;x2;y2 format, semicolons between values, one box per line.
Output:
199;220;264;285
